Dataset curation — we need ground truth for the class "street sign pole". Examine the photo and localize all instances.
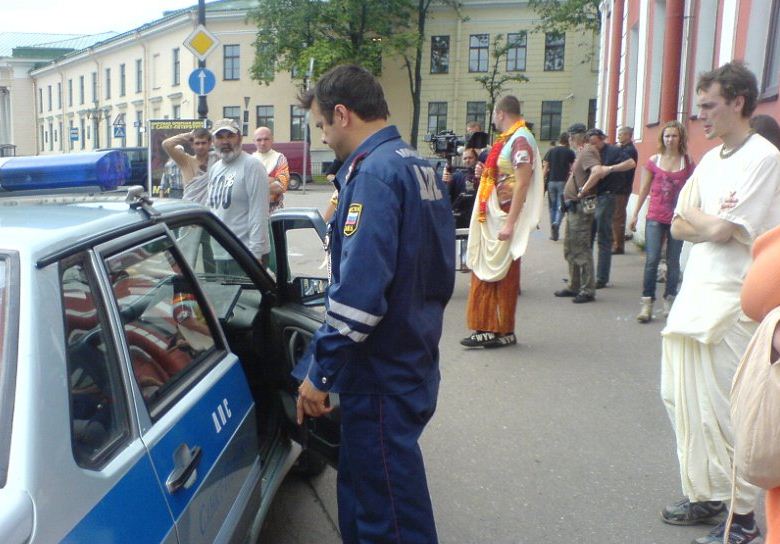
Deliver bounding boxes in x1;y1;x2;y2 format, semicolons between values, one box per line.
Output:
302;57;314;194
197;0;208;121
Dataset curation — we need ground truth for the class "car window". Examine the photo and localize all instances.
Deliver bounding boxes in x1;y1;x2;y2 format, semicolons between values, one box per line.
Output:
105;237;217;417
174;224;265;322
61;259;131;468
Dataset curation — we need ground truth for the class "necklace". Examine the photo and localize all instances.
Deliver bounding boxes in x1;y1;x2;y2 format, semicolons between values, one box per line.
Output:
720;131;754;159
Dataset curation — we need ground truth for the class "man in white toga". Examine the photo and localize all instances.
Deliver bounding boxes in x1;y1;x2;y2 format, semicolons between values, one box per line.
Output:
660;62;780;544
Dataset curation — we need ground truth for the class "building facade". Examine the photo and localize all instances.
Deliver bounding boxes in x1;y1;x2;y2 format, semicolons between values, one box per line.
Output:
14;0;598;163
597;0;780;180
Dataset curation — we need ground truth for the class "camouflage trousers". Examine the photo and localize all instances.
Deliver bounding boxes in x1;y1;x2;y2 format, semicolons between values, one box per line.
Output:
563;206;596;296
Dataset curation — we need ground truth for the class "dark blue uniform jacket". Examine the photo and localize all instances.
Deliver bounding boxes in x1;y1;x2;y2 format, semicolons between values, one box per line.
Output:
293;126;455;395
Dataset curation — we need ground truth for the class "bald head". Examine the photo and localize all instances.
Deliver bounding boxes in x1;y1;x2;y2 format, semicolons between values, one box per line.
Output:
254;126;274;153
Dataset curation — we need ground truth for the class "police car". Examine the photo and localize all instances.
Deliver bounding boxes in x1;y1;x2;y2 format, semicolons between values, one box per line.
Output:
0;151;338;543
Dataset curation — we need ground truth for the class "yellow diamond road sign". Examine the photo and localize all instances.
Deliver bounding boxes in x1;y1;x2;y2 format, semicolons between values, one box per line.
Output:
184;25;220;62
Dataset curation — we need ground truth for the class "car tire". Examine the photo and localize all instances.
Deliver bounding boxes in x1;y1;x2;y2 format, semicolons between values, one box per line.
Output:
288;173;302;191
292;449;328;477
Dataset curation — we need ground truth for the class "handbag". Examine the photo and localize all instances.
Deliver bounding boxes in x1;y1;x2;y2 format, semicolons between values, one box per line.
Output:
580;195;597;215
730;305;780;489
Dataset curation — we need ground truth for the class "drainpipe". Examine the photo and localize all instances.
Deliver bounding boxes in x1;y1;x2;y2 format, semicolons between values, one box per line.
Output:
660;0;685;122
606;0;624;139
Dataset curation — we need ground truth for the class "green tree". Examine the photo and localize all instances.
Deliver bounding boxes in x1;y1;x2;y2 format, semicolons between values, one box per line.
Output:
474;33;529;138
247;0;462;149
248;0;408;82
398;0;463;148
526;0;601;33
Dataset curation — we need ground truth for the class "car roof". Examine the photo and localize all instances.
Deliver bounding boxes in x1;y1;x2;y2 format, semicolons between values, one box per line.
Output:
0;196;203;261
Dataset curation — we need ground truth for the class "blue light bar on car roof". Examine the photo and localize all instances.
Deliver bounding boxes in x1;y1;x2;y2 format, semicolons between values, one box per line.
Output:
0;151;130;192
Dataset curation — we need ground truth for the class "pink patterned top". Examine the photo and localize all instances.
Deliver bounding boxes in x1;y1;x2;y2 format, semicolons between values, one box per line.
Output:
646;155;695;224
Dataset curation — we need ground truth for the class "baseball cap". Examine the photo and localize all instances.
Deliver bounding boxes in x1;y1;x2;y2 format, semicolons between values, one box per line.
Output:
586;128;607;139
567;123;587;134
211;118;240;135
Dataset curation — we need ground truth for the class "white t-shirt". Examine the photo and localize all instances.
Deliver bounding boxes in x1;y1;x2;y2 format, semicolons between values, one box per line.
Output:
663;134;780;343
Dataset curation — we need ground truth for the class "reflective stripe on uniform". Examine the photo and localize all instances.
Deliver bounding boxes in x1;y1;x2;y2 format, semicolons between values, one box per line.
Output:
327;299;382;327
326;314;369;343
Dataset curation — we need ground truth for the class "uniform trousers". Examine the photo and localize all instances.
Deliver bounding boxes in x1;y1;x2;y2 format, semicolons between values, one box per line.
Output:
563;207;595;296
338;373;440;544
660;322;761;513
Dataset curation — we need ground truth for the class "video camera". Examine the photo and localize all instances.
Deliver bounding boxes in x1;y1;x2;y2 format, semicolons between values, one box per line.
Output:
424;130;489;159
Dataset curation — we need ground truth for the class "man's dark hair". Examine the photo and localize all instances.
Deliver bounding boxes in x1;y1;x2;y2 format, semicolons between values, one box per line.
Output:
192;128;212;140
298;64;389;124
495;95;521;116
696;61;759;118
558;132;570;146
463;147;478;160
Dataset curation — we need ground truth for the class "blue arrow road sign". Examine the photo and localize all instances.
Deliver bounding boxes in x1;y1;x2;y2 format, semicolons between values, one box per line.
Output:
188;68;216;96
113;125;126;139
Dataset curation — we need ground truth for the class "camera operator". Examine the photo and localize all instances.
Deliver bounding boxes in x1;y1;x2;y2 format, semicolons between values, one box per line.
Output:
443;147;480;204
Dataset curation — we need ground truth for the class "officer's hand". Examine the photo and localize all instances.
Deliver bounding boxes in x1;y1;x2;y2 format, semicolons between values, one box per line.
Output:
296;377;333;425
474;163;484;178
442;169;452;183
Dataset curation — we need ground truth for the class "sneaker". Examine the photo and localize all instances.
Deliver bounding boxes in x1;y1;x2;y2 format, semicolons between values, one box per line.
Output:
572;293;595;303
460;331;496;347
483;332;517;348
554;288;577;297
595;280;608;289
661;498;726;526
692;520;760;544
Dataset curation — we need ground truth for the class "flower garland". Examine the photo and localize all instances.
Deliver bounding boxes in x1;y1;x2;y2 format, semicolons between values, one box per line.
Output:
476;119;526;222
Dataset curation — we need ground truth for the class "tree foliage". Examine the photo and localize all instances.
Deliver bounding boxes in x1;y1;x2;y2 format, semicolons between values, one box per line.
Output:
248;0;413;84
247;0;462;148
474;33;529;137
526;0;601;33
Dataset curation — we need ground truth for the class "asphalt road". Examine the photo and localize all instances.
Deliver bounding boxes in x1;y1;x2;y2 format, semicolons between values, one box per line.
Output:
259;184;765;544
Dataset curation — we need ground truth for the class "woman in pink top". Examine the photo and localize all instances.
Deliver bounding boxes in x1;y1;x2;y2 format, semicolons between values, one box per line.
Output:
629;120;695;322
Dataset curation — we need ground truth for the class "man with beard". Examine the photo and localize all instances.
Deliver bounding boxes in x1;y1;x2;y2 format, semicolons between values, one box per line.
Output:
207;118;270;270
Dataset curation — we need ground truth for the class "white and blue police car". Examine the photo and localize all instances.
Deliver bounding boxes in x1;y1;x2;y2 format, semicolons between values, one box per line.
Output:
0;151;338;543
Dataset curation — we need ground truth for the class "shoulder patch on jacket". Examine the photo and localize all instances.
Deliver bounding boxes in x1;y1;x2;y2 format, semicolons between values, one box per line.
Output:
344;203;363;236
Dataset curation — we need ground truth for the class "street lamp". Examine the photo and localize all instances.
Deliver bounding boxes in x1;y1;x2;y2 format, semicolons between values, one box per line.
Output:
86;102;110;149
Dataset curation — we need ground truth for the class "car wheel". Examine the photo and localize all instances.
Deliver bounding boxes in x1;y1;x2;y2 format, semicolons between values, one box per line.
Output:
288;174;302;191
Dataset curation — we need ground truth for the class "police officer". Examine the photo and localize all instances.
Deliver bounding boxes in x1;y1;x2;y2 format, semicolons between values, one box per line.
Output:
294;64;455;544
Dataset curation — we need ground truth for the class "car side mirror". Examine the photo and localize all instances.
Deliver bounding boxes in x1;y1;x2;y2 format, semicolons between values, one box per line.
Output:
294;276;328;303
270;208;329;304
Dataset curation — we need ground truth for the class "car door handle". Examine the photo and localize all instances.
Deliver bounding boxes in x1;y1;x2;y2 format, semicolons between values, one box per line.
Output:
166;444;202;493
